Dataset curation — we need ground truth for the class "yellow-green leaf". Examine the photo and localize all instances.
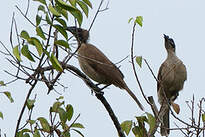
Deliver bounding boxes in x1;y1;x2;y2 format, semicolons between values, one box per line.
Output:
136;56;142;68
3;91;14;103
33;129;40;137
55;18;67;28
33;0;46;5
132;126;145;137
50;53;63;72
202;113;205;122
82;0;92;8
135;16;143;27
0;81;6;86
36;15;42;26
21;45;35;62
66;104;73;121
60;9;68;20
146;112;156;133
49;4;61;16
26;99;35;110
37;117;50;132
13;45;21;61
50;101;62;112
20;30;30;40
72;123;84;128
36;26;46;40
38;5;45;13
58;107;67;123
28;37;43;56
69;0;76;7
56;0;76;11
0;111;3;119
77;1;89;17
54;40;70;49
53;25;68;39
128;17;133;24
121;120;132;136
70;9;83;26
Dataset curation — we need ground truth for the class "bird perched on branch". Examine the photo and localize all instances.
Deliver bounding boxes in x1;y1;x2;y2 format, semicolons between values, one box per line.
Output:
157;34;187;136
66;26;144;110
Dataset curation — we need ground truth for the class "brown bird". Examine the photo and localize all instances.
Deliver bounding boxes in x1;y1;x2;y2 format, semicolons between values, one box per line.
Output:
157;34;187;136
67;26;144;110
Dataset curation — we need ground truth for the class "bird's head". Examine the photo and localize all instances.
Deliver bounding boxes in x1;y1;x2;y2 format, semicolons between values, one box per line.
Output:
164;34;176;52
67;26;89;43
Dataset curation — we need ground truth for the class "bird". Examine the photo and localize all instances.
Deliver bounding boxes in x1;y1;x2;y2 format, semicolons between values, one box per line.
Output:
157;34;187;136
66;26;144;110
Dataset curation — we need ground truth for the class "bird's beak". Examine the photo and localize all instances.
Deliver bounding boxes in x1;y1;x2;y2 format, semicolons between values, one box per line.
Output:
163;34;169;40
66;26;78;34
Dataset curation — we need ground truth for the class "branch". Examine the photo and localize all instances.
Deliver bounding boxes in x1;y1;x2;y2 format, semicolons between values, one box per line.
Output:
14;77;39;136
62;64;126;137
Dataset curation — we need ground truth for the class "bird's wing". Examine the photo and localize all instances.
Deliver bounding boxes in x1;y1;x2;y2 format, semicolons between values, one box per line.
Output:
84;44;124;78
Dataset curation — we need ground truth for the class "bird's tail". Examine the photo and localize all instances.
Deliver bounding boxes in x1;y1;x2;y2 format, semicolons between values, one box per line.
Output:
161;109;170;136
124;86;144;111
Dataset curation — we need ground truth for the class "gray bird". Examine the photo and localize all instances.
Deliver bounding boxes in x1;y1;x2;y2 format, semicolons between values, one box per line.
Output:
66;26;144;110
157;34;187;136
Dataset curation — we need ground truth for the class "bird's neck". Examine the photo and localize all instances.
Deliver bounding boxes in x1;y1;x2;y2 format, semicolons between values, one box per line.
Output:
167;50;176;59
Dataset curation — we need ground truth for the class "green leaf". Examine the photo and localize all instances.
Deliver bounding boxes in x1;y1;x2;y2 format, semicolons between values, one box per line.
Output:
0;81;6;86
128;17;133;24
36;15;42;26
3;91;14;103
62;130;70;137
56;0;77;11
33;129;40;137
69;0;76;7
60;9;68;20
58;107;67;123
33;0;46;5
0;111;3;119
37;117;50;132
55;40;70;49
36;26;46;40
51;101;62;112
70;9;83;26
146;112;156;133
77;1;89;17
121;120;132;136
55;18;67;28
49;4;61;16
21;45;35;62
132;126;145;137
82;0;92;8
202;114;205;122
38;5;45;13
27;120;36;125
28;37;43;56
136;56;142;68
66;104;73;121
13;45;21;61
23;133;30;137
56;96;64;100
72;123;84;128
46;13;52;25
136;116;148;124
53;24;68;39
20;30;30;40
26;99;35;110
50;53;63;72
135;16;143;27
72;129;84;137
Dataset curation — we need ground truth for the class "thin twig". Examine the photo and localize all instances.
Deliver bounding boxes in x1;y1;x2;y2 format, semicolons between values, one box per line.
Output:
130;22;150;105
